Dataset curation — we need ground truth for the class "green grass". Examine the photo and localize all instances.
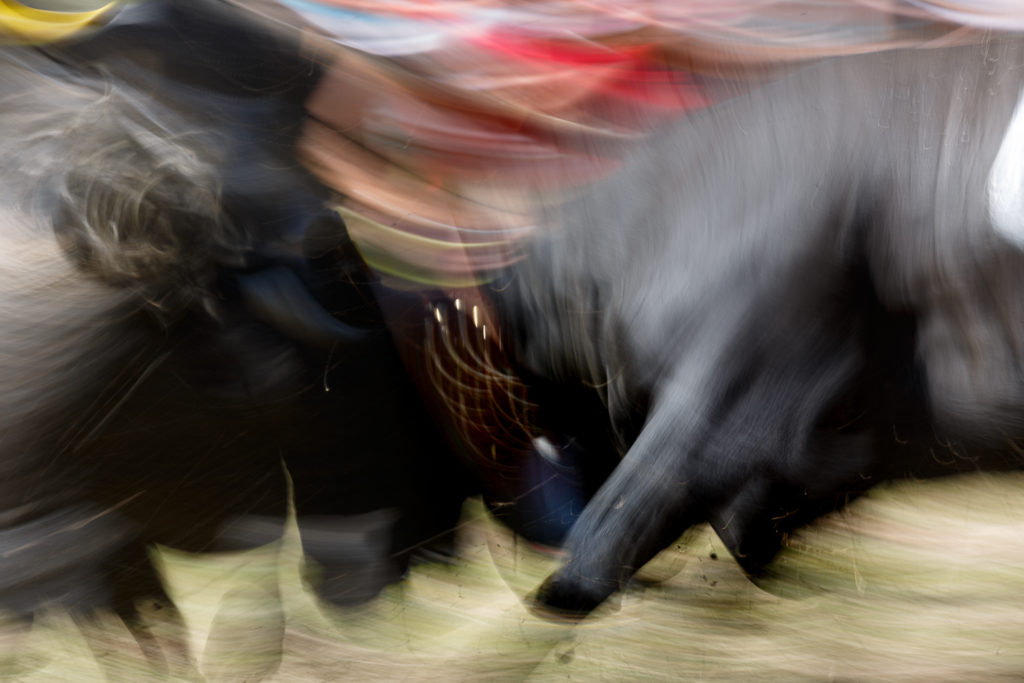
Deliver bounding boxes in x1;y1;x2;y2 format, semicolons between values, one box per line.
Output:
5;472;1024;681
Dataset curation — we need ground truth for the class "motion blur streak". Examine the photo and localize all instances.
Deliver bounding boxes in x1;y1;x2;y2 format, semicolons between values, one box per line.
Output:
287;0;1024;633
0;2;470;677
6;1;1024;681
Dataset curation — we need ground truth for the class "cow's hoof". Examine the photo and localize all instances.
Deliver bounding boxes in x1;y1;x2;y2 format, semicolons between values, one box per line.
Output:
528;572;615;622
298;511;404;608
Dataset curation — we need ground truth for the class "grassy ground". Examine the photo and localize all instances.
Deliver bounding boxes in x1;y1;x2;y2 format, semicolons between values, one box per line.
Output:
5;471;1024;681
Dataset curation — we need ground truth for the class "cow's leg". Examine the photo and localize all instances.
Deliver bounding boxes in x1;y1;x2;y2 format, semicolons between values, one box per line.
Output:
532;298;869;618
523;297;764;616
709;475;793;577
530;392;707;617
527;320;738;617
707;450;873;581
706;385;882;578
531;401;833;618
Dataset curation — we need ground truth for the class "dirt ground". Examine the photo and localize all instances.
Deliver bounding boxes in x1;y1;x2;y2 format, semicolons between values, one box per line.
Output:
5;471;1024;681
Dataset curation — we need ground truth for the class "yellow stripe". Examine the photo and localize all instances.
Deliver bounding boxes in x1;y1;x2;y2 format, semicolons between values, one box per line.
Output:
0;0;118;43
336;206;503;289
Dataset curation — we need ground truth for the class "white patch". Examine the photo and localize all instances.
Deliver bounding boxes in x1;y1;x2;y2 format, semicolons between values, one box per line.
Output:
987;85;1024;247
532;436;561;466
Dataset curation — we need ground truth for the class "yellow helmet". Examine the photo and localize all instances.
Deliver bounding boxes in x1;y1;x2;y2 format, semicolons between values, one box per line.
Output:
0;0;119;44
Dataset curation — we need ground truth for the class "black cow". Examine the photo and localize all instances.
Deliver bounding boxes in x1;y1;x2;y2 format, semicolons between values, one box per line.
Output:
476;35;1024;618
0;0;470;623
